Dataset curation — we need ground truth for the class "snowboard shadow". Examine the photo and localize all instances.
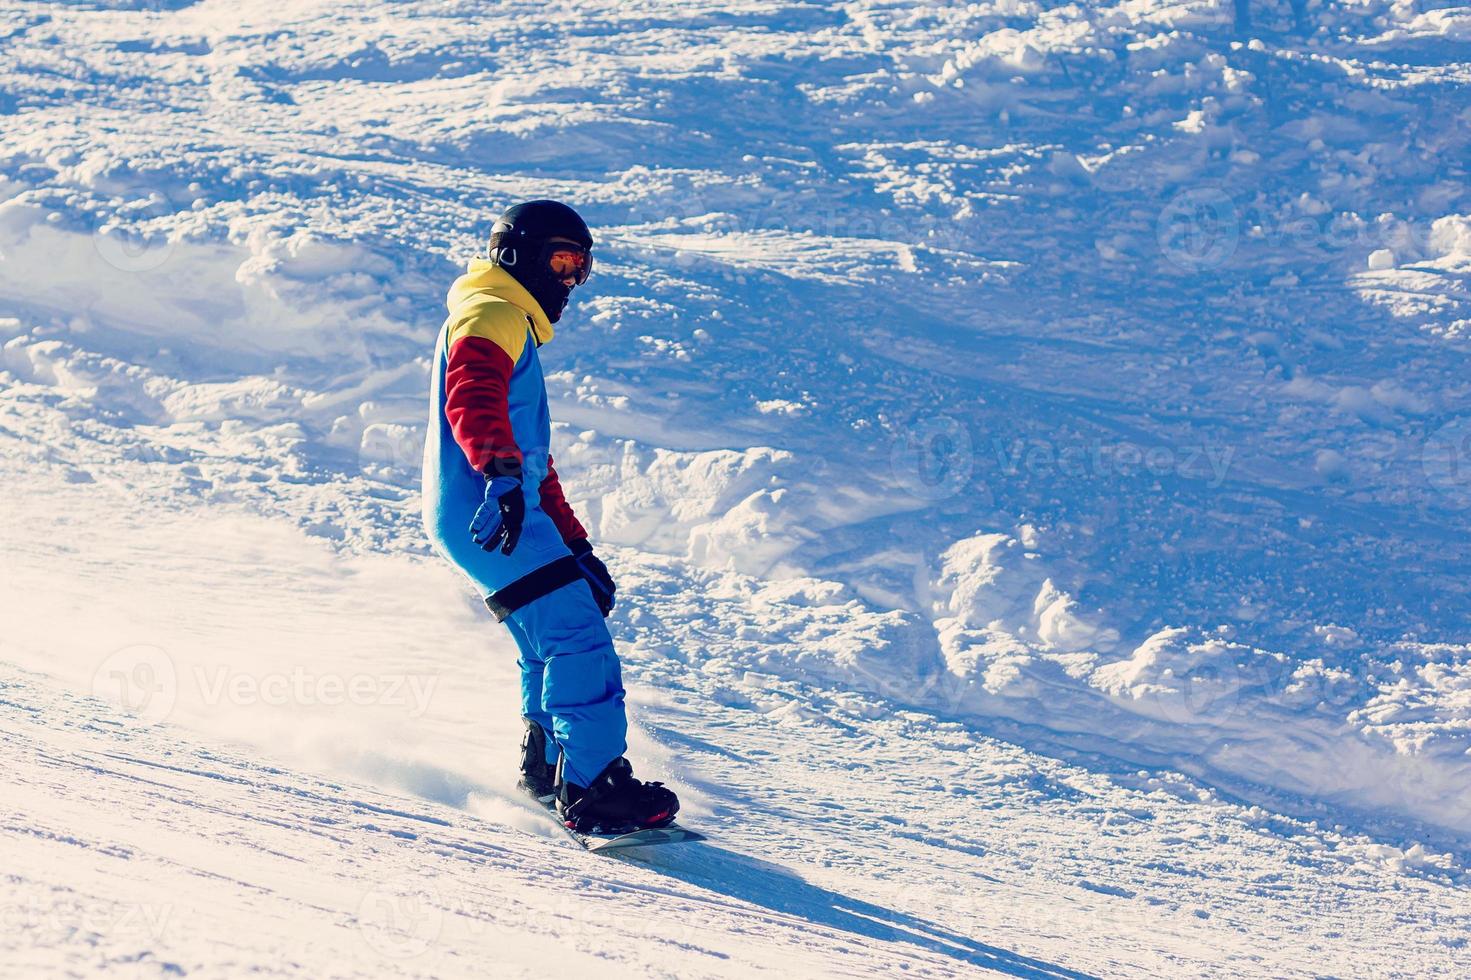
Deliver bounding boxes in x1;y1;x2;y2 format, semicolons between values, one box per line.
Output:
622;842;1096;979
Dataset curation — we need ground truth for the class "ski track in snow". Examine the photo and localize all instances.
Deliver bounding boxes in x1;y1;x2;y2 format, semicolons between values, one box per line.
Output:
2;0;1470;975
3;664;1070;979
4;651;1467;978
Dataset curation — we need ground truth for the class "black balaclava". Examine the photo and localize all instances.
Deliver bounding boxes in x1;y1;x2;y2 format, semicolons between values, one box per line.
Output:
487;200;594;324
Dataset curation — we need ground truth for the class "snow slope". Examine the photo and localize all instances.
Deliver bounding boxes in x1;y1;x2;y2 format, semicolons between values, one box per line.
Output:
2;0;1470;975
4;519;1467;977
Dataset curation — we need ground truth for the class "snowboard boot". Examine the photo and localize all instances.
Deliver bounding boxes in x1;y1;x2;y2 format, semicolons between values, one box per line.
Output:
517;717;557;802
555;756;679;835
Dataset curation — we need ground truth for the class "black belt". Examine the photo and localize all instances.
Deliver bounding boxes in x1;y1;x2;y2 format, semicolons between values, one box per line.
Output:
484;555;584;621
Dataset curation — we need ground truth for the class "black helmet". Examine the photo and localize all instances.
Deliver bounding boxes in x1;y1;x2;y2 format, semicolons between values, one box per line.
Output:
488;200;594;323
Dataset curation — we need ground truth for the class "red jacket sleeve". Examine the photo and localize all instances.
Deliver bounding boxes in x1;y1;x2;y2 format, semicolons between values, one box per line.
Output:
444;336;521;474
540;455;588;543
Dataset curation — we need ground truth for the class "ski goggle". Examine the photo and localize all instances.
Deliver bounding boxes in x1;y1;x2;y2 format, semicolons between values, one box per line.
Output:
543;242;593;285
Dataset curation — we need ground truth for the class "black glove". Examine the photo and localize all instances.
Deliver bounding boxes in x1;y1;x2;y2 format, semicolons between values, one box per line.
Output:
568;538;615;616
470;475;525;555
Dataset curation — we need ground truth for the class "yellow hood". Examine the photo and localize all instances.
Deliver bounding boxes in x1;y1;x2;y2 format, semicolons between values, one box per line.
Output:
445;259;554;346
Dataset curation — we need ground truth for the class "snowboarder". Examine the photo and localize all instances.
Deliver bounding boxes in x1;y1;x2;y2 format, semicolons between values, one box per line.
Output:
422;200;679;834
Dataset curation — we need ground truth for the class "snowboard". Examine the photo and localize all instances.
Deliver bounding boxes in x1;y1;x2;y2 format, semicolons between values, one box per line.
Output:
520;787;705;853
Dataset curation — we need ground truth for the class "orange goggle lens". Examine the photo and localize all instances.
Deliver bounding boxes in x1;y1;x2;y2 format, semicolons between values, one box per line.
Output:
547;246;592;285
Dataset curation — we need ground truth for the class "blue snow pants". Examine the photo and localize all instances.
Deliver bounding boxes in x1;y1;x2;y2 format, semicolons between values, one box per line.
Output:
503;579;628;787
425;490;628;787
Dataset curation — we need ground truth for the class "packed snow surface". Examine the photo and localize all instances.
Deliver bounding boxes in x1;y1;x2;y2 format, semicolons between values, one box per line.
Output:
2;0;1470;976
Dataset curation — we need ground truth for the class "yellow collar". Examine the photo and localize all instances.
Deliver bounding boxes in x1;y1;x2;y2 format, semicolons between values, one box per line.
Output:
446;259;555;345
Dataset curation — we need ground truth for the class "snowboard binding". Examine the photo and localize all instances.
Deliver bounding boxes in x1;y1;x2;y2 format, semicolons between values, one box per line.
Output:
555;756;679;836
516;717;557;803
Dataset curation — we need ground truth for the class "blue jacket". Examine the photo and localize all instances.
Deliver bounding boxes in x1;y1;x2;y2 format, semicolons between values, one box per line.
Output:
422;261;586;600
